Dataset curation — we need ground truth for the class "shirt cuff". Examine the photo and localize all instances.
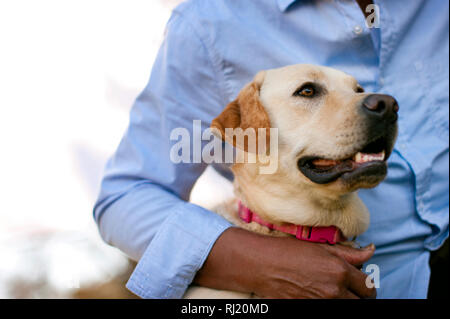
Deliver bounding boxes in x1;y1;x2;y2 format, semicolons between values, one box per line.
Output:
126;202;232;298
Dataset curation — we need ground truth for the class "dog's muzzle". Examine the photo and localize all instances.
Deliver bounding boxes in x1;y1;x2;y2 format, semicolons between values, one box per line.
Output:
297;94;399;185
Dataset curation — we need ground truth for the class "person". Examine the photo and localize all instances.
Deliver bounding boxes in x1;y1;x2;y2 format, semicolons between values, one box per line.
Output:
93;0;449;298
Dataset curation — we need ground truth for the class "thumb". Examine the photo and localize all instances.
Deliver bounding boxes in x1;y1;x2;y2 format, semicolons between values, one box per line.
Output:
324;243;375;266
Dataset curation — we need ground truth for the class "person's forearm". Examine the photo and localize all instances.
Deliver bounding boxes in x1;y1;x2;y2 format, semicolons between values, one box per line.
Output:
194;227;264;293
95;181;233;298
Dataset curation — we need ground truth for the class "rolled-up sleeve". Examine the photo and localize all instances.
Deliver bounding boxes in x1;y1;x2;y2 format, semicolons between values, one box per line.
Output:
93;8;232;298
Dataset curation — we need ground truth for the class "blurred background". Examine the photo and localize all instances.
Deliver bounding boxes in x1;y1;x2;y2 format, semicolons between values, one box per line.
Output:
0;0;233;298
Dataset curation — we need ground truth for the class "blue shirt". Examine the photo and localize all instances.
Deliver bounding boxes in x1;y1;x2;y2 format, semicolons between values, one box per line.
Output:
94;0;449;299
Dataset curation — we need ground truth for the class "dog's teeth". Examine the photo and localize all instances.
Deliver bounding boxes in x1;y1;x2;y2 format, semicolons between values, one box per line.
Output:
353;150;385;163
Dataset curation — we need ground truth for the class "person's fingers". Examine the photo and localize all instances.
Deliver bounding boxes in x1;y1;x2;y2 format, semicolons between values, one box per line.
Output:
346;265;377;299
338;289;359;299
324;243;375;266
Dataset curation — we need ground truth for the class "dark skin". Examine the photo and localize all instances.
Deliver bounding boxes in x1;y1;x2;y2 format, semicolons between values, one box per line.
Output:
193;1;377;299
194;228;376;299
356;0;374;19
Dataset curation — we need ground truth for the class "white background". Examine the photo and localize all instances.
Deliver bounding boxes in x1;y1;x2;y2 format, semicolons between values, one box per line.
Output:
0;0;233;298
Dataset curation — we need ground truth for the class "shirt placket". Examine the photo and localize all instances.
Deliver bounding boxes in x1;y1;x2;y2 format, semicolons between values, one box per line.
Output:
333;0;379;86
375;1;435;245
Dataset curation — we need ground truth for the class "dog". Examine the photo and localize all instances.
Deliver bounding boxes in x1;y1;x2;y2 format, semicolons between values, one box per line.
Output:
184;64;398;298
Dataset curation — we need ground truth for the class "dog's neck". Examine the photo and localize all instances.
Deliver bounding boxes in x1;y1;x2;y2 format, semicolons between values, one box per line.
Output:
230;164;370;239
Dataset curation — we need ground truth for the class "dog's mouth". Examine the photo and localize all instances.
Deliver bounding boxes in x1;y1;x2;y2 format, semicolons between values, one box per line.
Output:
297;136;391;185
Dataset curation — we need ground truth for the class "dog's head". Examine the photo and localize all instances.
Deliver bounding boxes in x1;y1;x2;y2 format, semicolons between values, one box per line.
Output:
212;64;398;196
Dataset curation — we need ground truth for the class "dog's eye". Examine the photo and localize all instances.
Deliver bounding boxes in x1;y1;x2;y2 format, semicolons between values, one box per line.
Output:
356;86;365;93
294;84;316;97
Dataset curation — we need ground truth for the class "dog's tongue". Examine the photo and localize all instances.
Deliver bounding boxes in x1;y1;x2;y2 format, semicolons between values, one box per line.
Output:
312;159;339;167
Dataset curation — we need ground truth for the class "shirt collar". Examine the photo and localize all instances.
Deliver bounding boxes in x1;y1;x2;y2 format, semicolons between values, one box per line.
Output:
277;0;299;12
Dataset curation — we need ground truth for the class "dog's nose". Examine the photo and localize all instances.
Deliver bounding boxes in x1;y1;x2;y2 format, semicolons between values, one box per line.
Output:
362;94;399;122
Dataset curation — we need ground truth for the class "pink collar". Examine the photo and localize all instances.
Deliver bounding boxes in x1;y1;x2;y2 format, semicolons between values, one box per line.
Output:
238;201;346;244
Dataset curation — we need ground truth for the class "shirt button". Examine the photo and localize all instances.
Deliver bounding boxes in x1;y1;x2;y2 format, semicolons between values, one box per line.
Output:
353;25;363;35
379;77;385;86
414;61;423;72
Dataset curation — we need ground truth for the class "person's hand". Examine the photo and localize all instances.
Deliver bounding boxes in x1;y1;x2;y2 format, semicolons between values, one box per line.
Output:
194;227;376;299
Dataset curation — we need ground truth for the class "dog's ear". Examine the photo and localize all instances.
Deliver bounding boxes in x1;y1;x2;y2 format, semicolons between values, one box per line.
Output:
211;71;270;153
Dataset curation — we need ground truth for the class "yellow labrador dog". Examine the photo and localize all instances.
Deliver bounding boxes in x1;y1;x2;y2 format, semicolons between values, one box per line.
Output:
185;64;398;299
